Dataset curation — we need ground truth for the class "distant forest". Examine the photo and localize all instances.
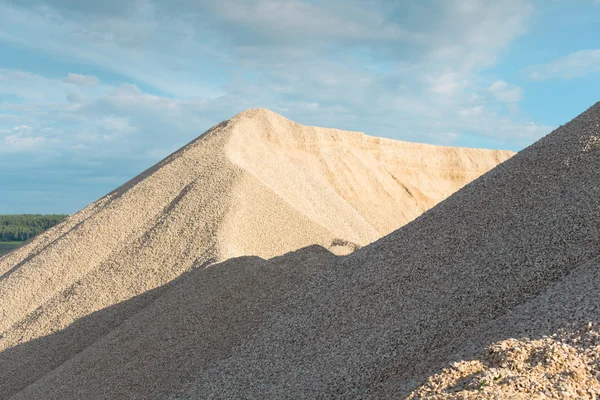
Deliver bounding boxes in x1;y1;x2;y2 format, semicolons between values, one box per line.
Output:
0;214;68;242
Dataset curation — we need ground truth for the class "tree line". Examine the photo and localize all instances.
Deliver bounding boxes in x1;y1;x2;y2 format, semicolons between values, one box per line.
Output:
0;214;68;242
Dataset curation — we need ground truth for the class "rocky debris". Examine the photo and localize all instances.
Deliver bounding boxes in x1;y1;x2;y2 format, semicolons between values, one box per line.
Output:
409;326;600;399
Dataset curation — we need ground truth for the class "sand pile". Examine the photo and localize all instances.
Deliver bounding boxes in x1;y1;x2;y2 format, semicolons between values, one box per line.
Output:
3;102;599;400
0;109;510;399
3;101;597;400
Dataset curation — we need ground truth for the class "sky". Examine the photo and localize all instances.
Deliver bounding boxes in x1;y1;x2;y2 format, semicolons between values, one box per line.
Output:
0;0;599;214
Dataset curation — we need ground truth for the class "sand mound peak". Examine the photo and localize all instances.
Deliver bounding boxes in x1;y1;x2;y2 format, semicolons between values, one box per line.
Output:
231;107;283;120
0;110;511;399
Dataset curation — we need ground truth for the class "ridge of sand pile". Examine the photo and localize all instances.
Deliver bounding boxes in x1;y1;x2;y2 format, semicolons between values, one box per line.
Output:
0;109;511;399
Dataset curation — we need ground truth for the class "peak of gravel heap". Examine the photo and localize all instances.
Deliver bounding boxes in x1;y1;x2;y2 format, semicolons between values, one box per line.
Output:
0;109;511;399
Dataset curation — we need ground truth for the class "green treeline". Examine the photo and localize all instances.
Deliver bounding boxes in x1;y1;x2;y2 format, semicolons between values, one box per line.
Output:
0;214;68;242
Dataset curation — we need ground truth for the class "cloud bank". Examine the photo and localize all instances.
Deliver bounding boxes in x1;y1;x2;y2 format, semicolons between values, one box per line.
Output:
0;0;555;213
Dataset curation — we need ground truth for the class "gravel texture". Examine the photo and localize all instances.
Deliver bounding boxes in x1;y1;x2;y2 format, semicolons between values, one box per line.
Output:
0;109;509;399
401;106;600;399
408;332;600;399
405;254;600;399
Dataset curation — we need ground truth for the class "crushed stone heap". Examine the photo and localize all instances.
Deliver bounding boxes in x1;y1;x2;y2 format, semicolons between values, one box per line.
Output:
174;104;599;399
7;102;600;399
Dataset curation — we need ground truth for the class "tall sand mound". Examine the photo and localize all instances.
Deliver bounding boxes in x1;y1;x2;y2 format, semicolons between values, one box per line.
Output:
0;109;511;399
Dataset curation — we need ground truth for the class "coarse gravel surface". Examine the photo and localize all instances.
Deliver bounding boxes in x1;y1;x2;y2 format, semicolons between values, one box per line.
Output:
407;258;600;399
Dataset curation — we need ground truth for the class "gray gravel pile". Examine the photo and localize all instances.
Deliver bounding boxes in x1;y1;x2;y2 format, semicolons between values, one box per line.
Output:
175;103;600;399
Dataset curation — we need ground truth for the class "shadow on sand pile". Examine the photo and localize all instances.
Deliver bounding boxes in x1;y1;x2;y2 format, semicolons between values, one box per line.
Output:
1;245;338;400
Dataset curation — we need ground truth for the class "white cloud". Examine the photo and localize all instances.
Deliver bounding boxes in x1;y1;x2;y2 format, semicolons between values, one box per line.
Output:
0;125;46;153
459;106;484;118
0;125;32;135
526;49;600;80
0;70;218;162
96;116;137;139
0;0;534;98
3;134;45;150
66;92;87;103
488;80;523;103
423;0;533;69
206;0;414;43
0;69;64;100
427;71;467;95
63;72;100;86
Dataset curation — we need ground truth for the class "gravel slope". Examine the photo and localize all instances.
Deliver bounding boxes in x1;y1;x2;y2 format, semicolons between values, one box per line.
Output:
407;255;600;399
9;246;338;400
174;103;600;398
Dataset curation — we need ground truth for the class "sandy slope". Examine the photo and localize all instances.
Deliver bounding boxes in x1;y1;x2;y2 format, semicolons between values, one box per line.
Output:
5;246;338;400
0;109;510;399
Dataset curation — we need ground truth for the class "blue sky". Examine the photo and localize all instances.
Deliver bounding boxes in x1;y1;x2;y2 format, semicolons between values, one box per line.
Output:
0;0;599;214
